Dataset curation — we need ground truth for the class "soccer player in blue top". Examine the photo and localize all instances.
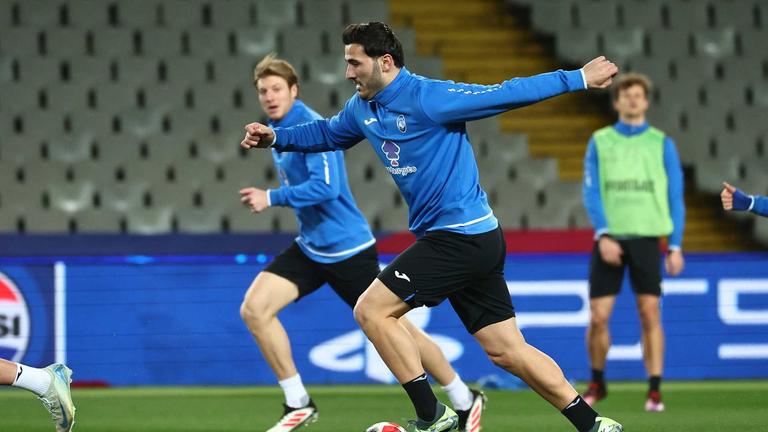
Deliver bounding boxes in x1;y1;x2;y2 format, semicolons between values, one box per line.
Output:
721;182;768;216
242;23;622;432
238;54;485;432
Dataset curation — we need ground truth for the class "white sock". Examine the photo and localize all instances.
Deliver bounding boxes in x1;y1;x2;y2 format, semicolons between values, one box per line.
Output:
442;373;473;411
12;364;52;396
278;374;309;409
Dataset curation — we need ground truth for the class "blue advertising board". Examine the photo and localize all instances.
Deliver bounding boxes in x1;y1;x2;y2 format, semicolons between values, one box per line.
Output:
2;253;767;385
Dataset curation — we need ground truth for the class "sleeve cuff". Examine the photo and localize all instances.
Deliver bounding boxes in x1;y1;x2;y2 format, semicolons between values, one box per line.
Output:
269;130;277;148
593;228;609;240
747;196;755;212
579;68;588;90
266;189;272;207
668;244;682;252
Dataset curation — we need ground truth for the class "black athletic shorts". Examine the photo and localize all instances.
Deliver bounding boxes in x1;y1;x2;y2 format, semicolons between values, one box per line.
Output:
589;237;662;298
264;242;380;308
378;226;515;334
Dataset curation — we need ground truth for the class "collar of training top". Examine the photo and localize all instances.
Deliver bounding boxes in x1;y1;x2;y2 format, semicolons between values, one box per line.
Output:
371;67;410;106
614;120;650;137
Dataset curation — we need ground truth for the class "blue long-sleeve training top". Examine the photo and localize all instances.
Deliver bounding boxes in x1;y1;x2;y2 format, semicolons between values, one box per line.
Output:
747;195;768;217
582;121;686;249
271;67;587;237
266;99;375;263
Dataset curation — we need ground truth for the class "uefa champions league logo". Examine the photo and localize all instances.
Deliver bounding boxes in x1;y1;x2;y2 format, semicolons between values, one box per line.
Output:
0;273;31;362
309;307;463;383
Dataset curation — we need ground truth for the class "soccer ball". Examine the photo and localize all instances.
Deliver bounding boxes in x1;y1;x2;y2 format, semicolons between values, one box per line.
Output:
365;422;406;432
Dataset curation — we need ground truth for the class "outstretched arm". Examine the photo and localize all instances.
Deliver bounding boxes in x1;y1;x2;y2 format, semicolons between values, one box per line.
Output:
419;56;618;124
722;182;768;217
242;100;364;153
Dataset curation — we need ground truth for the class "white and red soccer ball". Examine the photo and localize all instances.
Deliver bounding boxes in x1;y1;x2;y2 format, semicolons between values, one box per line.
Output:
365;422;406;432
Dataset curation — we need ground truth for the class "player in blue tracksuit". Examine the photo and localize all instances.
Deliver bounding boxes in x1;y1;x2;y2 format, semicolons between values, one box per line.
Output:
242;23;623;432
721;182;768;216
238;54;484;432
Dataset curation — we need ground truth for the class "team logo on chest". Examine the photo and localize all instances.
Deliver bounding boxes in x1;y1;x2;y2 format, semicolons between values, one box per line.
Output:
396;115;407;133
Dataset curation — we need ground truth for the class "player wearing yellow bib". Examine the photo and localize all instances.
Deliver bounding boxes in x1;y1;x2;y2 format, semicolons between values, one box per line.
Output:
581;73;686;412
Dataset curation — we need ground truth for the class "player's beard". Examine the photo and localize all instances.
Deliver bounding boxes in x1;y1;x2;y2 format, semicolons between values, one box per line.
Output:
359;61;386;100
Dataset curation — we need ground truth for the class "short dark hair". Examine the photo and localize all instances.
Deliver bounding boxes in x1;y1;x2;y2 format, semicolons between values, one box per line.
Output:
342;22;404;68
612;73;652;100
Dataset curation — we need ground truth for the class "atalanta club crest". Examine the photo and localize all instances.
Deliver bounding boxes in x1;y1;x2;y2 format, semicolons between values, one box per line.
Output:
0;273;31;362
396;115;407;133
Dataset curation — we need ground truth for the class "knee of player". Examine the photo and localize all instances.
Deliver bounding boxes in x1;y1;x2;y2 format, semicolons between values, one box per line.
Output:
637;306;661;328
487;350;522;373
589;311;611;328
239;299;271;327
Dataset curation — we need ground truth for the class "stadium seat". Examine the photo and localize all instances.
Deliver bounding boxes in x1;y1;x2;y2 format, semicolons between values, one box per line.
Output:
66;0;110;28
91;82;140;112
68;110;119;137
673;57;719;82
47;180;95;214
67;57;109;85
44;28;90;58
647;29;691;58
273;206;299;232
374;205;409;232
150;182;197;209
113;57;162;86
119;159;171;185
0;28;41;57
664;1;710;29
299;0;345;27
192;83;238;112
210;57;258;87
195;132;241;164
47;132;95;163
126;206;174;234
226;204;274;232
160;0;206;28
407;56;444;79
118;108;167;140
511;158;558;189
199;182;241;211
280;26;332;59
0;209;19;232
602;27;645;64
751;82;768;108
232;28;279;58
703;81;748;110
255;0;299;27
15;57;62;87
627;57;672;84
713;0;759;29
556;29;599;65
97;180;148;212
531;0;573;34
185;28;233;57
94;134;144;165
575;0;619;29
144;134;193;164
91;28;137;58
170;159;221;188
73;208;123;233
0;82;42;112
738;29;768;57
115;0;161;27
347;0;390;24
140;28;185;57
176;206;225;233
220;157;275;189
655;79;703;110
24;209;72;233
0;56;13;83
694;155;740;193
209;0;255;28
619;0;664;28
571;205;592;229
303;56;348;85
0;135;43;164
731;106;767;133
45;83;90;112
693;29;737;59
15;0;63;28
139;83;190;113
754;217;768;244
527;203;573;229
69;159;122;185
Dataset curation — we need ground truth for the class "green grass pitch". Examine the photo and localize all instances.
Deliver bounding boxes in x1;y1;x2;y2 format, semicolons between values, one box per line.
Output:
0;381;765;431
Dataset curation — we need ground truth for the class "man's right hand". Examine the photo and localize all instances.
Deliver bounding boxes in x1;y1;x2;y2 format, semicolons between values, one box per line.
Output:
598;236;623;266
241;122;276;149
721;181;753;211
583;56;619;89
